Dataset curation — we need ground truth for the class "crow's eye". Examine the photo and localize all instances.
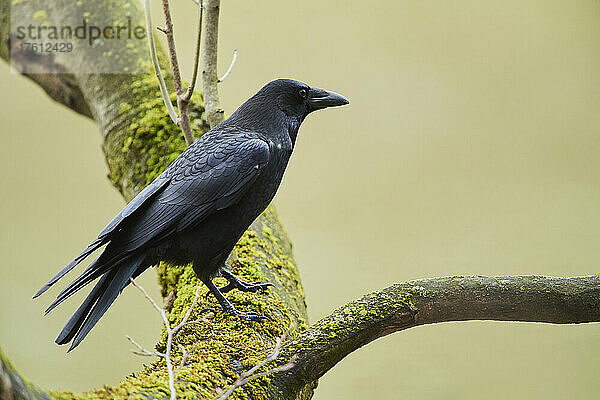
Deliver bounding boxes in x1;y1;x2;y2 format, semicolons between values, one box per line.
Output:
298;88;307;99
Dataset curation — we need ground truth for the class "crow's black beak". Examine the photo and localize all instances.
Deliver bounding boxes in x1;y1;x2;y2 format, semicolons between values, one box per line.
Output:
308;87;349;111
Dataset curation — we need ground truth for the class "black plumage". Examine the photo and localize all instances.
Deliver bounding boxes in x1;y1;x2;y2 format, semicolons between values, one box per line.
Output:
34;79;348;351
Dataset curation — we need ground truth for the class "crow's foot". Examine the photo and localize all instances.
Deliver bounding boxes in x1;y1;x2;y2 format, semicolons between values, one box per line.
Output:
219;269;274;294
199;274;270;322
203;270;274;299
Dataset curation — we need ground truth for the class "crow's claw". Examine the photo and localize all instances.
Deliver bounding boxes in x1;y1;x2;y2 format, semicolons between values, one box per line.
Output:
219;270;275;294
235;281;274;293
201;272;271;322
198;307;220;315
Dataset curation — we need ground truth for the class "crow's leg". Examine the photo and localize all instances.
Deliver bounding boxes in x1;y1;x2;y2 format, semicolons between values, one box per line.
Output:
203;268;273;299
218;269;274;294
201;277;268;321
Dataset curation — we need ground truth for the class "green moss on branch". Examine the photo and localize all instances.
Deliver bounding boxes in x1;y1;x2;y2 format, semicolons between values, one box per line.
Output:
270;275;600;399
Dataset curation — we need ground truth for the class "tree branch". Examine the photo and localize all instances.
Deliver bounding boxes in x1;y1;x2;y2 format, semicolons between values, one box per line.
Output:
270;275;600;398
183;1;203;103
143;0;179;125
218;50;237;83
0;8;91;119
1;349;51;400
158;0;195;146
200;0;224;127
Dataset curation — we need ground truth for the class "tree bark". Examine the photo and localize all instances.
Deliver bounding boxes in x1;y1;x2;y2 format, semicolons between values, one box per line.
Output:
271;275;600;398
1;1;599;400
201;0;224;127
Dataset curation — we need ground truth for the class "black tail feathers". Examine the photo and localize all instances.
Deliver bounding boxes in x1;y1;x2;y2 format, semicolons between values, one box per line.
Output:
33;237;107;299
56;253;147;351
35;235;150;350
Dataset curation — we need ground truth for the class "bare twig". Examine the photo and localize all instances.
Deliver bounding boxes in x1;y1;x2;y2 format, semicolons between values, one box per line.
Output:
159;0;196;146
176;343;199;371
129;279;208;400
173;286;203;335
143;0;178;125
183;0;204;102
163;289;176;310
218;50;238;83
213;323;297;400
129;277;164;315
201;0;224;127
215;357;297;400
145;0;223;141
177;318;211;329
126;335;164;357
159;0;181;95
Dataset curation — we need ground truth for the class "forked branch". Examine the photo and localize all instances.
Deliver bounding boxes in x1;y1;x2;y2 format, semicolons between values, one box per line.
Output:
128;280;211;400
143;0;199;145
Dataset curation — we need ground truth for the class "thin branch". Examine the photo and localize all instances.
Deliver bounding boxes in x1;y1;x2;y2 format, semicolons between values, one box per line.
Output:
218;50;238;83
125;335;164;357
271;275;600;399
129;278;165;316
214;323;297;400
143;0;178;125
184;0;204;102
201;0;224;127
159;0;196;146
129;280;208;400
177;318;211;329
159;0;182;96
176;343;198;371
173;286;203;335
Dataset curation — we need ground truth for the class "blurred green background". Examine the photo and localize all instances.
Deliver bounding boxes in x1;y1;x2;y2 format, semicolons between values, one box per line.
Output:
1;0;599;398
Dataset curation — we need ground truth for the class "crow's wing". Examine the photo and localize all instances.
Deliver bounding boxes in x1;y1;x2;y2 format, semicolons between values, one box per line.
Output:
98;174;171;238
35;132;270;298
48;134;271;349
109;133;271;251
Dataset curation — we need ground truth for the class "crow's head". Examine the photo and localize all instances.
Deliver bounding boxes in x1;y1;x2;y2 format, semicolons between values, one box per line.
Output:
226;79;348;140
259;79;349;119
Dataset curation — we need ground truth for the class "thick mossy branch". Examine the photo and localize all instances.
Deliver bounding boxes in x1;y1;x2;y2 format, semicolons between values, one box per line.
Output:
271;275;600;397
0;3;92;118
1;349;51;400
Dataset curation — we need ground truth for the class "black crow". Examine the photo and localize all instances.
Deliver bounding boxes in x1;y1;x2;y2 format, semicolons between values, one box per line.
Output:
34;79;348;351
